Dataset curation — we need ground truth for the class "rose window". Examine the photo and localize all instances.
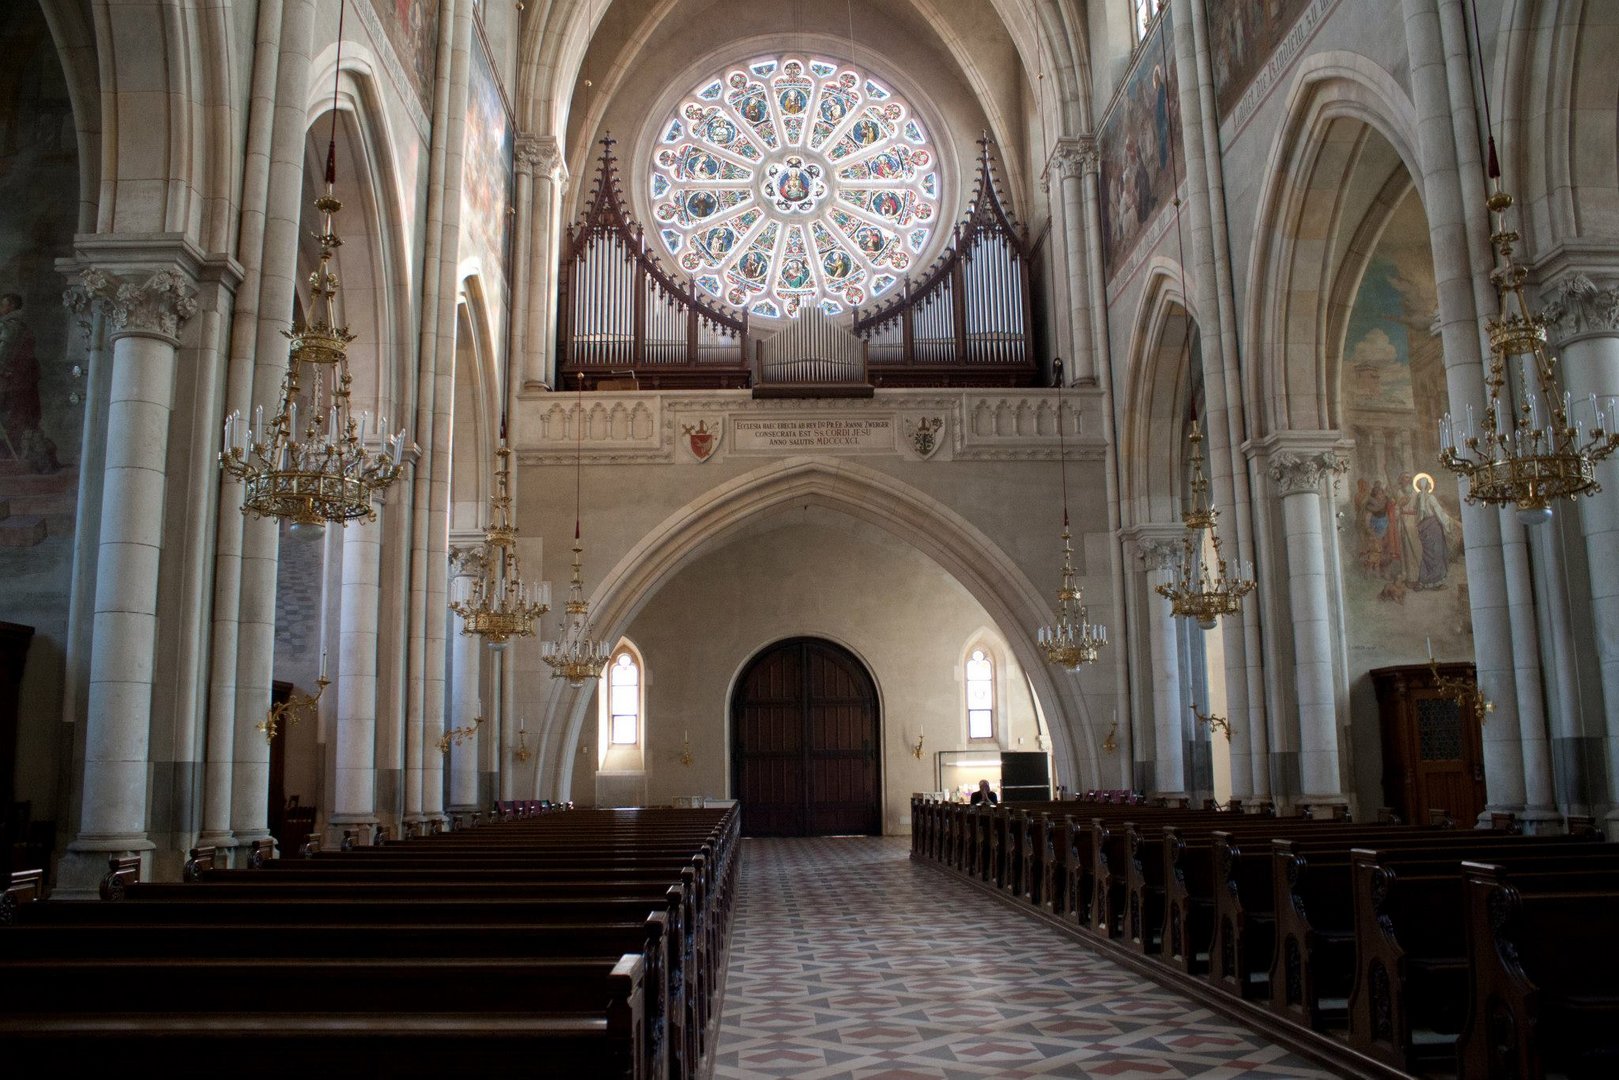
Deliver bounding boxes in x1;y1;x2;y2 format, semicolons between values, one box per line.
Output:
648;55;940;320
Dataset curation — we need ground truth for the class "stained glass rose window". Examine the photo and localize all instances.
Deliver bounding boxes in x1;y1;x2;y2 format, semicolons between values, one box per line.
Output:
648;56;941;320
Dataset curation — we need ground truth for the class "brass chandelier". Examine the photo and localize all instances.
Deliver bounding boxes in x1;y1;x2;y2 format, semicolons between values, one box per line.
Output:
1037;361;1108;670
1437;1;1618;524
220;1;408;536
1156;421;1255;629
541;381;612;688
450;438;550;649
1438;184;1619;524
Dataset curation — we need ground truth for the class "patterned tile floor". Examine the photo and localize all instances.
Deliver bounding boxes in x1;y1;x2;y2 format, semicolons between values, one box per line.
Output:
714;837;1345;1079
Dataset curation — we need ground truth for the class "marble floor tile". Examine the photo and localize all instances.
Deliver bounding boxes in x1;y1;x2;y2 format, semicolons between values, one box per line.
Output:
715;836;1344;1079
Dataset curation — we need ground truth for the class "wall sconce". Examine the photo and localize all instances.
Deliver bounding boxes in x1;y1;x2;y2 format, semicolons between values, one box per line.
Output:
259;649;329;743
438;713;483;755
1101;721;1118;754
1190;703;1231;742
514;723;532;763
680;729;694;767
910;731;925;760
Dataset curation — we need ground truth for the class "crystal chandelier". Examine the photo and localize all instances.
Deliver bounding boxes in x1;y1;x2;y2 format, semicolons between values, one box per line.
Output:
541;381;612;688
219;3;408;537
450;438;550;649
1037;361;1107;670
1155;421;1255;629
1438;184;1619;524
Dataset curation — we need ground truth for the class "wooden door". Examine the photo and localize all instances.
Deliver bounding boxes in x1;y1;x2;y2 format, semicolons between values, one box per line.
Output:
1370;664;1487;826
732;638;880;837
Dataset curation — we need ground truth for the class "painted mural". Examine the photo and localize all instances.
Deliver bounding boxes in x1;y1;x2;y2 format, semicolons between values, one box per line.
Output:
461;27;512;289
1210;0;1314;119
0;3;84;827
1098;6;1181;277
1341;192;1472;660
371;0;440;114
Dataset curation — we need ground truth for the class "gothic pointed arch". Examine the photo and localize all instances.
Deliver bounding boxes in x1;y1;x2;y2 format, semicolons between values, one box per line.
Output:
529;456;1104;800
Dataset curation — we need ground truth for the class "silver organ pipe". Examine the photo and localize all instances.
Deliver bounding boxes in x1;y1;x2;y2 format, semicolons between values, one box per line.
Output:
758;306;866;385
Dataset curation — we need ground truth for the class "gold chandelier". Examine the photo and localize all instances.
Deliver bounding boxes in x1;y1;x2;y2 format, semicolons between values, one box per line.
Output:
1438;185;1619;524
541;380;612;688
1037;361;1107;670
450;439;550;649
1437;8;1618;525
1156;421;1255;629
220;4;408;536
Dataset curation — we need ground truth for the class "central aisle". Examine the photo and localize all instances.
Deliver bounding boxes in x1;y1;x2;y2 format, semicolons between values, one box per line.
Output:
714;837;1341;1079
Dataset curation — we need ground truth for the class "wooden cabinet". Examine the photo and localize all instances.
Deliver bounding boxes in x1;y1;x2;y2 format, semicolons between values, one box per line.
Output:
1370;663;1486;826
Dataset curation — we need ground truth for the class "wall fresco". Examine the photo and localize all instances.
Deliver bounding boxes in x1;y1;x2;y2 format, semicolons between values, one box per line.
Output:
1099;7;1181;277
371;0;440;114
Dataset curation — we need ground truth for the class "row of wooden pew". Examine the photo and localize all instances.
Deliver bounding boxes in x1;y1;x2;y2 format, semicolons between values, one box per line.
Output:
911;796;1619;1079
1;805;740;1080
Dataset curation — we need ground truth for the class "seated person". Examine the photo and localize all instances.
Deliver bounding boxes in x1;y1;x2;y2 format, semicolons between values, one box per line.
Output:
970;779;999;805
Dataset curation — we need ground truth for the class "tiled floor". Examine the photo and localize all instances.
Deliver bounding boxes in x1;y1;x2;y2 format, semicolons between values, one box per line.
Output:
714;836;1343;1079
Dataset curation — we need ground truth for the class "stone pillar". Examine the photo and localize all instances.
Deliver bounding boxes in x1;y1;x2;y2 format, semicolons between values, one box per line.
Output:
1140;538;1188;798
329;512;383;835
447;553;483;810
59;267;198;892
1543;273;1619;830
1268;446;1350;809
524;135;568;390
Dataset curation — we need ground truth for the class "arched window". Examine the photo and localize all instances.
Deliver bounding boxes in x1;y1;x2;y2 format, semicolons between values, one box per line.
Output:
966;648;995;740
1130;0;1160;45
608;650;641;745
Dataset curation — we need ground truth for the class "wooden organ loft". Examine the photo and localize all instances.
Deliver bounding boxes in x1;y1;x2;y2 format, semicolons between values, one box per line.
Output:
557;137;1039;391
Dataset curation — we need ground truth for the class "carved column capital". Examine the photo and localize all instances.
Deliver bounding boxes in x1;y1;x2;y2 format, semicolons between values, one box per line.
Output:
1540;273;1619;346
64;267;198;345
516;133;568;188
448;543;487;577
1137;537;1184;572
1043;136;1098;192
1268;449;1348;497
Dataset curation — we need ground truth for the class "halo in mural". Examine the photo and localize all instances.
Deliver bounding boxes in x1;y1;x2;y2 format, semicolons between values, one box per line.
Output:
649;56;940;320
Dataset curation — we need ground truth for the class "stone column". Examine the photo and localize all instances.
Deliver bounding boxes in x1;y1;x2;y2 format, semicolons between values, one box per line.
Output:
1268;446;1350;809
1140;538;1188;798
59;267;199;892
1543;273;1619;830
447;550;483;809
329;510;383;837
524;135;568;390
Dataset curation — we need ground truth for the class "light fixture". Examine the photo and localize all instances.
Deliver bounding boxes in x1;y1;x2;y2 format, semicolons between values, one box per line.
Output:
541;377;612;688
514;723;532;763
1155;421;1255;629
258;649;329;743
1437;1;1619;525
1190;702;1232;742
1438;185;1619;524
437;714;483;754
1037;360;1108;669
220;0;409;537
450;436;550;649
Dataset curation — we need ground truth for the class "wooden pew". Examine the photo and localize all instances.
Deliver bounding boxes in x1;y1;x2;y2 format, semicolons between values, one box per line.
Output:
1346;844;1619;1074
1457;860;1619;1079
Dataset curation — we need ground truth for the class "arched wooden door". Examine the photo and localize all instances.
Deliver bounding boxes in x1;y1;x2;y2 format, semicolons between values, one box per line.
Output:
731;638;881;837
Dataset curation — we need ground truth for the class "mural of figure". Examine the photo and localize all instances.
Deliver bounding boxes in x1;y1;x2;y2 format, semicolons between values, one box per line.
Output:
1394;472;1423;588
1358;479;1396;576
0;292;58;474
1412;473;1456;589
